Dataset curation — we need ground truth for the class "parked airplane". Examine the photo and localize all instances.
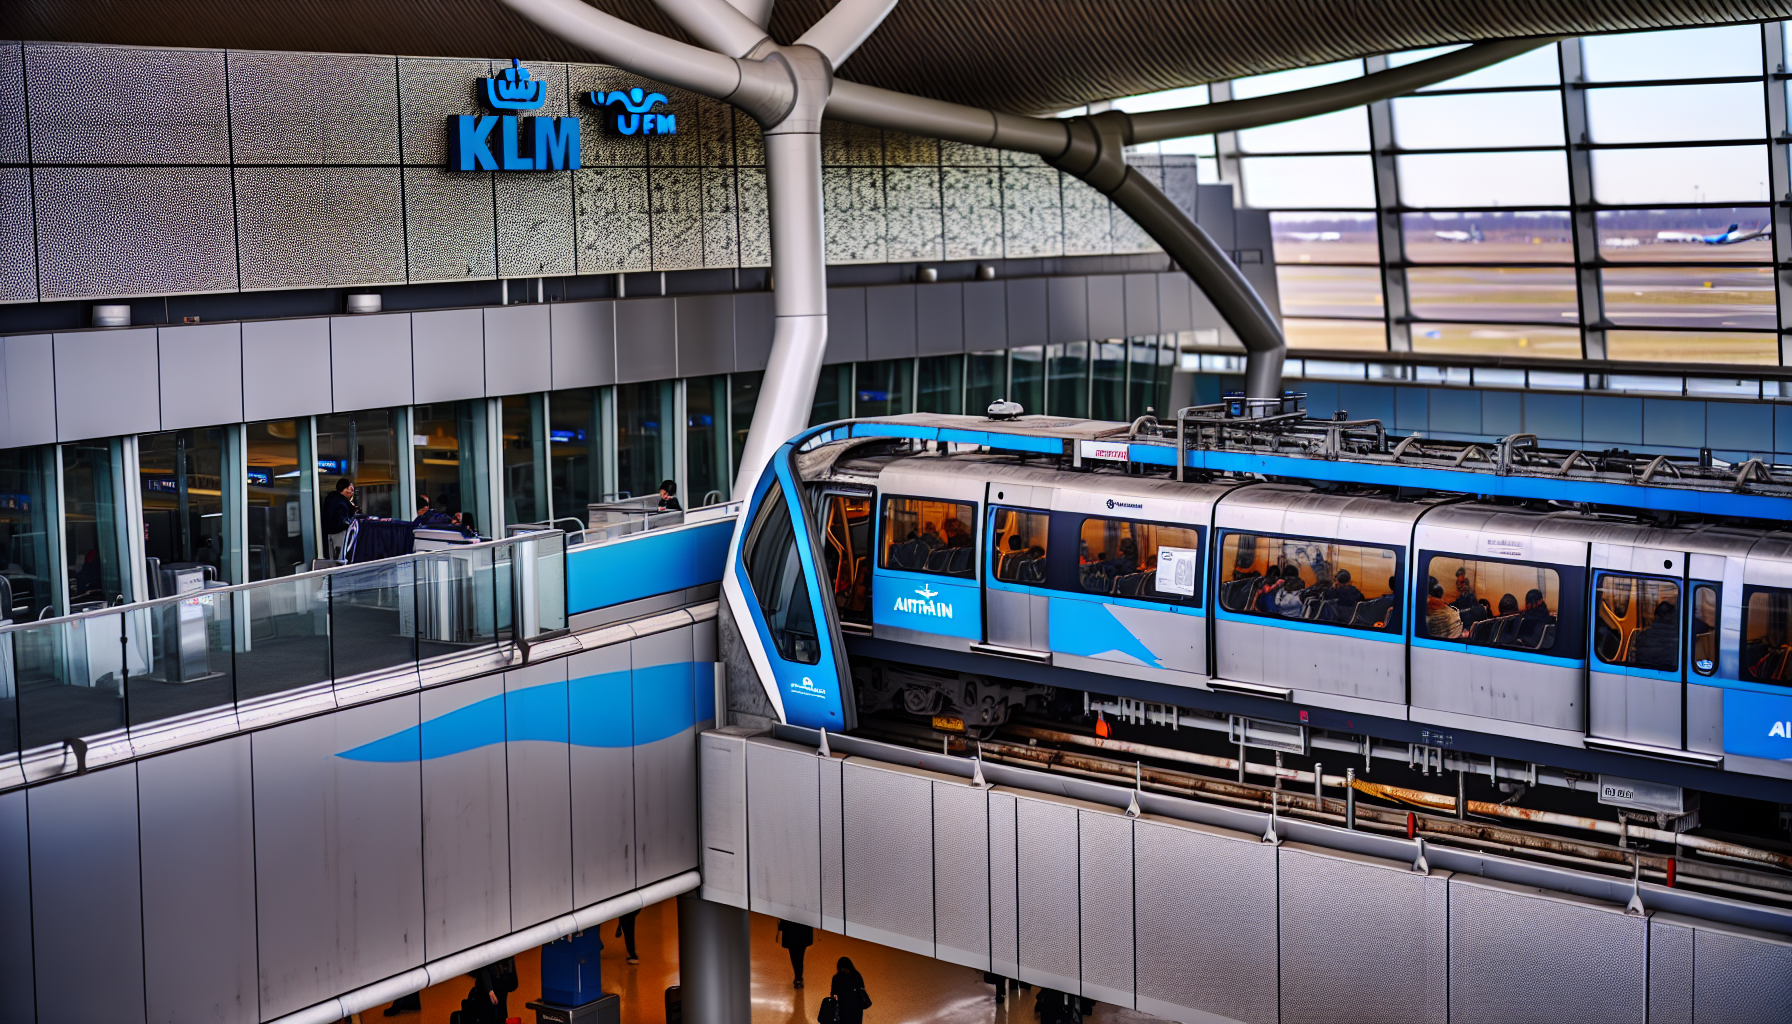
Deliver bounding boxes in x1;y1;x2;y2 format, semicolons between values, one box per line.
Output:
1434;224;1484;243
1657;222;1769;245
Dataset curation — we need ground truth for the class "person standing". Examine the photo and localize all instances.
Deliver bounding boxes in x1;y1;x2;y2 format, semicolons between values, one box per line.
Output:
615;909;640;964
829;957;870;1024
656;479;682;512
776;918;814;988
322;477;357;559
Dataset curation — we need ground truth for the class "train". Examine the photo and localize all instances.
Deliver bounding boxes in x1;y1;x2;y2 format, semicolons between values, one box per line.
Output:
721;398;1792;788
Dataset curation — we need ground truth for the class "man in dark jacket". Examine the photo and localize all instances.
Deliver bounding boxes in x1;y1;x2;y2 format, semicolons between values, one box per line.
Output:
776;918;814;988
322;478;357;559
1631;601;1680;670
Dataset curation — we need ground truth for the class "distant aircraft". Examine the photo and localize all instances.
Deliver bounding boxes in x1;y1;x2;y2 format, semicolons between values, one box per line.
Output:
1656;223;1769;245
1433;224;1483;243
1287;231;1342;242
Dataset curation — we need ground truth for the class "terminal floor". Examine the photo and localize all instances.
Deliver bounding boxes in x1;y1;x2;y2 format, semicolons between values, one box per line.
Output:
370;897;1162;1023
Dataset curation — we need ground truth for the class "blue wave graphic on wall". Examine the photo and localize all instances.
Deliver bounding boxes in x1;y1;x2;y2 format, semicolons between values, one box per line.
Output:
337;662;701;762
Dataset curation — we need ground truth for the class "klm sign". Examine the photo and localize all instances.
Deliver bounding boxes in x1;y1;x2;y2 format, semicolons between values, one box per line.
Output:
447;60;582;172
591;87;677;137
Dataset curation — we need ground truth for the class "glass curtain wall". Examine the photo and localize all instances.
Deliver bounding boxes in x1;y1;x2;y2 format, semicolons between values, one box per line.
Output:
0;447;57;619
616;381;676;500
413;401;490;534
60;440;128;608
918;354;964;414
1046;342;1089;417
686;374;730;508
245;420;308;580
316;409;401;518
550;386;604;516
809;365;853;426
139;428;231;585
730;371;763;477
500;394;546;528
966;350;1007;414
854;359;912;418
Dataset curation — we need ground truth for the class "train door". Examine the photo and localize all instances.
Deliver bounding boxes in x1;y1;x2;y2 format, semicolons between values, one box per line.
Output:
983;480;1053;657
819;488;875;634
869;466;984;651
1588;543;1687;749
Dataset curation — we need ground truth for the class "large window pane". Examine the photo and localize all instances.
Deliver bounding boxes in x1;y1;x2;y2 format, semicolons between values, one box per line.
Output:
1233;60;1362;99
1270;212;1378;264
740;481;819;664
991;507;1049;585
1216;532;1400;633
413;400;489;534
140;428;229;584
1402;211;1572;263
965;350;1006;416
1393;44;1560;90
1392;92;1564;149
315;410;399;519
1238;110;1369;154
1421;554;1564;652
500;395;544;527
1113;84;1209;112
917;354;963;414
1046;341;1088;417
1408;266;1577;323
855;358;912;417
1594;575;1681;671
1743;586;1792;685
1581;25;1762;82
0;446;57;620
809;363;852;426
245;420;305;581
549;387;602;513
1597;208;1771;261
1091;341;1126;420
1242;156;1375;208
1411;323;1582;358
1592;145;1769;205
1277;266;1384;320
1010;345;1043;416
1604;330;1778;365
879;497;976;578
1587;84;1764;145
1284;319;1387;352
1602;266;1775;330
1398;151;1568;207
686;374;730;508
1127;337;1173;417
729;371;762;473
616;381;675;501
1074;517;1203;605
62;441;127;608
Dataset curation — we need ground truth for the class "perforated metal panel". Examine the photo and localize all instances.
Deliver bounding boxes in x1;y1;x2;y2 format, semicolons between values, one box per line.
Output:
1449;875;1646;1024
1077;808;1133;1005
497;171;577;278
698;729;748;908
932;781;991;970
228;50;399;165
0;168;33;303
1133;817;1277;1024
819;755;845;932
746;739;821;925
236;166;406;290
405;167;496;283
1648;916;1693;1024
27;44;229;164
1015;794;1080;992
33;166;237;299
1279;843;1448;1024
842;761;935;957
989;790;1019;978
1691;919;1792;1023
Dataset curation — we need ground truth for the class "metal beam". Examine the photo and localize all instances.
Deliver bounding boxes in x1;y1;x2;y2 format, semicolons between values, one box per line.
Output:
652;0;770;59
795;0;902;67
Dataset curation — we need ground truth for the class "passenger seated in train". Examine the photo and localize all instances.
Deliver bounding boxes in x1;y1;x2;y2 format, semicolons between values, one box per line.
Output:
1254;566;1285;613
1426;582;1464;638
943;517;973;549
1274;577;1305;617
1630;600;1679;671
1452;567;1477;610
919;523;943;550
1022;545;1046;584
1330;570;1365;609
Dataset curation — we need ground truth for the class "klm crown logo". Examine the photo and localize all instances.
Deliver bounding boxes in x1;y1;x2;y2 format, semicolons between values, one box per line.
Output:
590;86;678;137
486;59;547;110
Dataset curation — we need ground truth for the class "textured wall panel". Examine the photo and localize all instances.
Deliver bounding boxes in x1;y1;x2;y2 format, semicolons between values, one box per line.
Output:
1002;166;1064;259
505;661;574;929
1078;808;1133;1005
330;313;412;412
54;327;160;440
733;108;765;167
159;322;244;430
632;629;699;883
28;44;227;164
737;166;770;267
397;57;491;167
694;95;736;169
746;739;822;924
819;754;845;932
1279;843;1448;1024
1;333;57;448
823;120;885;166
943;166;1003;261
405;167;496;283
1134;818;1277;1024
29;764;146;1024
1062;175;1114;257
699;729;748;908
651;166;705;270
0;43;23;164
885;130;940;167
1449;875;1646;1024
484;304;551;397
646;86;703;168
842;762;935;956
824;166;887;264
575;167;652;272
549;299;615;388
34;166;236;299
932;781;991;970
567;643;635;905
0;790;31;1024
421;675;511;959
1015;794;1080;992
989;790;1019;979
242;318;332;421
570;65;648;169
885;166;944;262
138;737;258;1024
229;50;399;164
1692;919;1792;1023
1649;916;1693;1024
0;168;33;302
496;171;576;278
700;166;740;268
237;166;406;291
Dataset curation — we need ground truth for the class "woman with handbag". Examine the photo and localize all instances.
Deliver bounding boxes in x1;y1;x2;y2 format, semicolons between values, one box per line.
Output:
825;956;871;1023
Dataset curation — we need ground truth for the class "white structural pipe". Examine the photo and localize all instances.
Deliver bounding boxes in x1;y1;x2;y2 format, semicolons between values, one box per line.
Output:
795;0;902;67
653;0;771;58
266;870;701;1024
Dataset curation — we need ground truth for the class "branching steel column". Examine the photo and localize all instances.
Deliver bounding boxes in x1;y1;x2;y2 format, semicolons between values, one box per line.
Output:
1559;38;1608;363
1364;54;1413;354
1763;22;1792;365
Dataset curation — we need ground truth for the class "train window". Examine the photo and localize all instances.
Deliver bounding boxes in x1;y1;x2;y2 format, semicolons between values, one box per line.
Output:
879;497;976;578
821;493;873;625
1422;555;1561;653
1594;575;1680;671
741;481;821;664
1691;584;1718;676
1742;586;1792;685
1077;518;1202;604
1217;532;1399;632
992;508;1049;586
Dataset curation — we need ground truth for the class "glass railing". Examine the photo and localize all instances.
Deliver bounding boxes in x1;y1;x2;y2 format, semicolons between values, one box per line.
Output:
0;531;567;787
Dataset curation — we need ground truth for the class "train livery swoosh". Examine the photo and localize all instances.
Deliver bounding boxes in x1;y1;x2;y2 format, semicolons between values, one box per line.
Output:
337;662;702;762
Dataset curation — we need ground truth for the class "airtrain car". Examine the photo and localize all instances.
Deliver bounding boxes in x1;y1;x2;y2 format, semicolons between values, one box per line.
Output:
723;410;1792;784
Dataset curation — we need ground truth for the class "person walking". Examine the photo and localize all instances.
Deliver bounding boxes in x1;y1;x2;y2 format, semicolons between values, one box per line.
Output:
776;919;814;988
615;909;640;964
828;957;871;1023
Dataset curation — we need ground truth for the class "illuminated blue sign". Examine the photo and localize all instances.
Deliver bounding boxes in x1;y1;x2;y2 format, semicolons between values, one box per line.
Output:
589;87;677;137
1722;687;1792;761
447;59;580;172
486;59;546;110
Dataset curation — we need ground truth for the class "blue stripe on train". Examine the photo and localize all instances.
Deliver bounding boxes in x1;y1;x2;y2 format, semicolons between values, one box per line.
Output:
566;520;734;615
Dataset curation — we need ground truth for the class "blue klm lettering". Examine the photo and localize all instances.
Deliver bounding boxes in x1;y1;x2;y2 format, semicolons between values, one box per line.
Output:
449;115;581;172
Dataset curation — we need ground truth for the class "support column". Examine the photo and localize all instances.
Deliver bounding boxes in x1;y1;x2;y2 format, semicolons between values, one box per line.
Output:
677;892;752;1022
1763;22;1792;365
1364;55;1412;354
1558;39;1608;363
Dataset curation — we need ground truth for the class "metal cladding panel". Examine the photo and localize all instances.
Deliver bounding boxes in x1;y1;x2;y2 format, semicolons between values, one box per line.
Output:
484;304;552;397
932;781;991;971
1014;794;1080;992
699;730;748;908
1278;843;1448;1024
1087;274;1125;340
1124;273;1160;336
842;761;936;957
734;291;775;371
916;282;965;355
235;166;406;290
496;171;577;278
1133;817;1277;1024
1;333;57;448
242;318;333;421
747;739;822;925
54;327;160;440
675;293;736;379
1449;875;1646;1024
1;168;35;302
0;45;24;164
866;284;919;360
420;675;511;959
963;279;1007;349
412;307;487;403
1047;276;1088;344
825;288;868;365
550;300;616;389
158;322;244;430
616;296;678;383
568;643;635;905
1077;808;1133;1005
634;629;699;882
330;314;412;413
138;737;259;1024
403;167;496;283
989;790;1019;978
1648;917;1693;1024
1006;278;1048;347
0;790;31;1024
1158;272;1194;333
251;696;425;1020
28;44;228;163
28;764;145;1024
819;754;846;932
396;57;494;167
1691;920;1792;1023
227;50;399;164
34;165;237;299
504;660;574;929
